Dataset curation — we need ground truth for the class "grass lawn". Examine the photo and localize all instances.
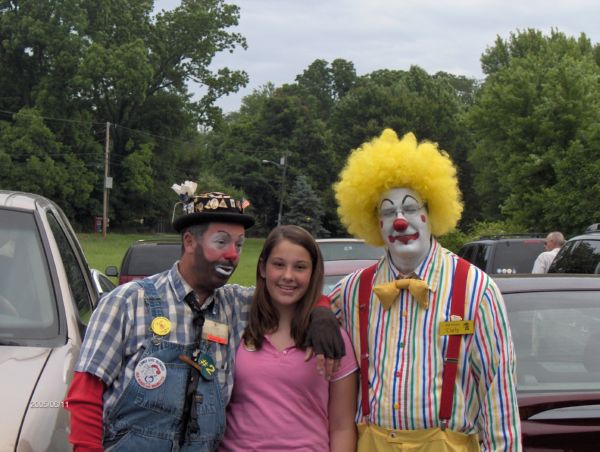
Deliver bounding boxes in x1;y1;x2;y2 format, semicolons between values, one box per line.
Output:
78;232;264;287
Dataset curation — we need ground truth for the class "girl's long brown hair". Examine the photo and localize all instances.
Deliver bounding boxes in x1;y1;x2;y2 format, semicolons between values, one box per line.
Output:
243;225;324;350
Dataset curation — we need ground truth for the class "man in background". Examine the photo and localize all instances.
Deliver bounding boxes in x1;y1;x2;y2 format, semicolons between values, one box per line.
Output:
532;231;565;273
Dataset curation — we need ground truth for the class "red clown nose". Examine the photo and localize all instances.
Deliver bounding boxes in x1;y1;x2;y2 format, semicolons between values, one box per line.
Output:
393;218;409;232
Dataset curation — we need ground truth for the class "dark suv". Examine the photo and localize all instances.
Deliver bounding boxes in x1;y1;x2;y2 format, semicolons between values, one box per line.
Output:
548;224;600;274
107;240;181;285
457;235;546;275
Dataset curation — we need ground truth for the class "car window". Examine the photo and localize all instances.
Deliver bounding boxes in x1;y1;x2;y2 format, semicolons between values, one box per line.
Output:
318;242;383;261
506;291;600;392
47;211;93;324
471;244;491;271
323;274;344;294
123;244;181;275
0;209;58;342
550;239;600;274
491;240;545;273
457;244;476;263
97;273;116;293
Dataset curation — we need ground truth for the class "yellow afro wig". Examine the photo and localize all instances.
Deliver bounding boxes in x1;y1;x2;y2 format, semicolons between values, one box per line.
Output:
334;129;463;247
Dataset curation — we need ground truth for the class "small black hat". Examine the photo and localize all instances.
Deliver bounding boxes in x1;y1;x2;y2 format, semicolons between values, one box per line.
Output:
172;189;255;232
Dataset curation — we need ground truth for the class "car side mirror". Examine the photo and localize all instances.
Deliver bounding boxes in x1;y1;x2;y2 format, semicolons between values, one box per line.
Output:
105;265;119;277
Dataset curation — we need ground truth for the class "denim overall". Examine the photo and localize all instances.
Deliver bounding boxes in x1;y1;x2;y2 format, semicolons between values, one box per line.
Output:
103;279;225;451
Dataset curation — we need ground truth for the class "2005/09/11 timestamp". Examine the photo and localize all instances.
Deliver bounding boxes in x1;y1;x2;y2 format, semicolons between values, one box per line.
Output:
30;400;69;409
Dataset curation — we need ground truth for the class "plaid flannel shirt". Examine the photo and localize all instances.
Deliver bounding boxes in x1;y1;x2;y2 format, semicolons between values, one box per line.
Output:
75;262;254;419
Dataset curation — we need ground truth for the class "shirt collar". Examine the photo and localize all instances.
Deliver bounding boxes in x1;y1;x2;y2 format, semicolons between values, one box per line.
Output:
168;261;216;311
384;238;443;294
167;261;194;304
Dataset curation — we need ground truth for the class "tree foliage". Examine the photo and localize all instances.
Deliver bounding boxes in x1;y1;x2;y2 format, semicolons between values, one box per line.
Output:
0;0;247;228
2;8;598;239
467;29;600;235
206;59;480;236
283;175;329;238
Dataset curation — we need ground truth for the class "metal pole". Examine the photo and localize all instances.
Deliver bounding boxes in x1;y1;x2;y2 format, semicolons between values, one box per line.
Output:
102;122;110;239
276;154;287;226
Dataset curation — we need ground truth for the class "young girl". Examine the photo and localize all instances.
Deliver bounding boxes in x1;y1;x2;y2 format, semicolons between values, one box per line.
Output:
219;225;358;451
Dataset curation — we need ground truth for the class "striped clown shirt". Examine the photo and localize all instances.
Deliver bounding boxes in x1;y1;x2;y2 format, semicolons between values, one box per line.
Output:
328;239;522;451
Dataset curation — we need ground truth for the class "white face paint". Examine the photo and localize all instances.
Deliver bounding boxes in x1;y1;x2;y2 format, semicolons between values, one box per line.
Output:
195;223;245;287
378;188;432;273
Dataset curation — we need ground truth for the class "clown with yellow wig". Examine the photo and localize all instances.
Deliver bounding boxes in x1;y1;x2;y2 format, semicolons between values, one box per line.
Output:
328;129;521;451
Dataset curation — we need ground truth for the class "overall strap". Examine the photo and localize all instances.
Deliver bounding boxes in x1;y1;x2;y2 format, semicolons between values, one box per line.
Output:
358;263;378;417
439;257;470;429
137;278;165;319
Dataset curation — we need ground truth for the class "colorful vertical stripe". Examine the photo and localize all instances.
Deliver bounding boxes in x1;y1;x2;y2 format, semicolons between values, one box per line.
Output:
329;240;522;451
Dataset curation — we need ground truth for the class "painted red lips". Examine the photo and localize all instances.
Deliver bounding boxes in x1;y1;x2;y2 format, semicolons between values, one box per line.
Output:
388;232;420;244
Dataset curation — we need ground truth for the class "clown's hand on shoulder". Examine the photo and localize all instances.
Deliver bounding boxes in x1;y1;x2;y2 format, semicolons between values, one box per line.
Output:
303;306;345;360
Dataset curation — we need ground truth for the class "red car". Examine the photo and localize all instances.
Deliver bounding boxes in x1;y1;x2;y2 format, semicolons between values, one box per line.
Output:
495;274;600;450
106;239;181;285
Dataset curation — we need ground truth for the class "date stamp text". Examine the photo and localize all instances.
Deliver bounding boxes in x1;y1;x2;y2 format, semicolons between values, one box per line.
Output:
29;400;69;409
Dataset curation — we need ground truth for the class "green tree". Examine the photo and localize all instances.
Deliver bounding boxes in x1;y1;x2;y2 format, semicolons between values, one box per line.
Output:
329;66;467;161
294;58;357;117
541;130;600;235
208;80;339;233
209;61;479;236
0;0;247;228
283;175;329;237
467;29;600;233
0;108;98;222
328;66;477;227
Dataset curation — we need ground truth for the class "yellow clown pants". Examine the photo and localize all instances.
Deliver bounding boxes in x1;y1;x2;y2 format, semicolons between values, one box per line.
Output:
357;424;480;452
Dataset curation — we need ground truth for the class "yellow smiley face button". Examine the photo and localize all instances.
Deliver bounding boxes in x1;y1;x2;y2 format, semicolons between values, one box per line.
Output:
151;316;171;336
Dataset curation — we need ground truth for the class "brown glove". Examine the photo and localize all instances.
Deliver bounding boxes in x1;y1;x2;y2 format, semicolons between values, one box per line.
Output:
303;306;345;359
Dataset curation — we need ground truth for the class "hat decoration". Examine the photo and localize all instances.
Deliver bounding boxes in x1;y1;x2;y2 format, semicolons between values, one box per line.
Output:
171;181;255;232
171;180;198;214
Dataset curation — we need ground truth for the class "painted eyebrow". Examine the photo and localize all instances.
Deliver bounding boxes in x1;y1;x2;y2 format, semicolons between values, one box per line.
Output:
209;231;231;238
379;194;419;208
212;230;245;239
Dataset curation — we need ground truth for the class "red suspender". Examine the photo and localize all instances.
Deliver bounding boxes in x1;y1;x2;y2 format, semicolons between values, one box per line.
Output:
439;257;470;428
357;257;470;425
358;263;377;417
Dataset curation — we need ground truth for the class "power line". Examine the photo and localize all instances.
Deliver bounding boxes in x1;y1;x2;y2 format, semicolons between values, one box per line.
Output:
112;123;196;147
0;107;278;157
0;108;198;148
0;108;105;126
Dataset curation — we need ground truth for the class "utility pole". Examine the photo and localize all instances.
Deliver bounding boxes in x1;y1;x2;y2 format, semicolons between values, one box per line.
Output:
261;153;288;227
276;154;287;227
102;122;110;239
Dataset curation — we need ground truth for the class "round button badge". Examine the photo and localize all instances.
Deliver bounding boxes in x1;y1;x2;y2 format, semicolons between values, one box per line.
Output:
151;316;171;336
135;357;167;389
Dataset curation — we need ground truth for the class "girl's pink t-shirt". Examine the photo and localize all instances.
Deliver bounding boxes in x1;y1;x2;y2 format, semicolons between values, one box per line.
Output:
219;328;357;451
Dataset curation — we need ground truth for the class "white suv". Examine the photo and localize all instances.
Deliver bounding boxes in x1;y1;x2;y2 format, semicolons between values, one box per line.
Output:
0;190;99;450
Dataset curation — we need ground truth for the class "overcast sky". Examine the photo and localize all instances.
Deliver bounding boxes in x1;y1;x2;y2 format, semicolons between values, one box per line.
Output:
156;0;600;113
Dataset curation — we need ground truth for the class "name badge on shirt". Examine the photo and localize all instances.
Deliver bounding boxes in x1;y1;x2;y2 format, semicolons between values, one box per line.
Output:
202;319;229;344
439;320;474;336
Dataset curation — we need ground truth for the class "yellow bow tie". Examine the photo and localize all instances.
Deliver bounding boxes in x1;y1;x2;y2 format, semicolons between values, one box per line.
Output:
373;276;430;310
